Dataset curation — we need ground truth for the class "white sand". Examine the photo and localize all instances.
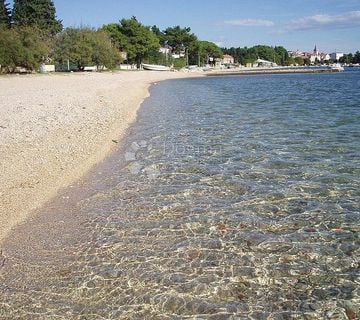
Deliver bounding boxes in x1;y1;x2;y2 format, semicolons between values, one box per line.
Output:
0;71;199;243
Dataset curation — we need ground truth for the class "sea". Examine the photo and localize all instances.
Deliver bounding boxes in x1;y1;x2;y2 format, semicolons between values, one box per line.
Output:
0;69;359;319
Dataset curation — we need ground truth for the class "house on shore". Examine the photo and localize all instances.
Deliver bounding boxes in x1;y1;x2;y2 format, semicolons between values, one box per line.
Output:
256;58;277;67
222;54;234;65
215;54;235;68
159;47;171;55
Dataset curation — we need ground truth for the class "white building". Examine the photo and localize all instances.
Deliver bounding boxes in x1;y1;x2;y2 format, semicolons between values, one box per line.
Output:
222;54;234;65
171;52;186;59
330;52;344;61
159;47;171;55
256;59;277;67
120;51;127;61
39;64;55;73
321;53;331;61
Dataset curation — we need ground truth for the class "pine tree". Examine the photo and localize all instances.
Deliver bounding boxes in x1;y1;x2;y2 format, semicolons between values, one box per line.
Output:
0;0;11;27
12;0;62;35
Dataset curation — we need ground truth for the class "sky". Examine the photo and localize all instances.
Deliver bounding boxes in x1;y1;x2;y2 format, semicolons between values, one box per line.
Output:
8;0;360;53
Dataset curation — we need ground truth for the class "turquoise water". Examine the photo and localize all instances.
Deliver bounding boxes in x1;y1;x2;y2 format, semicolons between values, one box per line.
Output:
1;71;359;319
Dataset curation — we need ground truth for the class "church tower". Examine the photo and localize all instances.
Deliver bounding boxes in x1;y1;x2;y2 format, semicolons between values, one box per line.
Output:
314;44;319;55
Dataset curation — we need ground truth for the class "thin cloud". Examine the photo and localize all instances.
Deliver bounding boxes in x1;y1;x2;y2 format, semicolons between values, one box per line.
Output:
225;19;275;27
287;11;360;30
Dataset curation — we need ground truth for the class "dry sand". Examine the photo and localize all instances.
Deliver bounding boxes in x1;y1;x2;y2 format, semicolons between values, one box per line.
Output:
0;71;199;244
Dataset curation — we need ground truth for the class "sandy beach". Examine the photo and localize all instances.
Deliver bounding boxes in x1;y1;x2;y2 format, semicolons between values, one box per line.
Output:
0;71;198;244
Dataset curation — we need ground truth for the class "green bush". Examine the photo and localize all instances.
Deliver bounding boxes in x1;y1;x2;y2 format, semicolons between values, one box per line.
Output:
54;27;121;71
0;26;49;73
172;57;186;69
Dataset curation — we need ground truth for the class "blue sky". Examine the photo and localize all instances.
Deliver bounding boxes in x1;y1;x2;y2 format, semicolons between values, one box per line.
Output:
8;0;360;52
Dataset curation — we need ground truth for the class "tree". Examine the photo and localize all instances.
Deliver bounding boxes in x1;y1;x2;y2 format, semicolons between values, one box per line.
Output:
340;53;353;64
151;25;165;45
103;17;159;68
55;28;93;70
274;46;289;65
91;30;122;70
253;45;276;62
0;0;10;27
0;26;49;73
54;27;121;71
102;23;129;51
0;28;18;72
353;51;360;64
285;56;295;66
16;26;49;70
233;47;250;65
200;41;222;59
189;40;222;66
12;0;62;35
294;56;305;65
163;25;197;54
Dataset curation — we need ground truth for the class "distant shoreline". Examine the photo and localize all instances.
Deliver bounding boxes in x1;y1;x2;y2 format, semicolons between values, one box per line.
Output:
206;67;342;76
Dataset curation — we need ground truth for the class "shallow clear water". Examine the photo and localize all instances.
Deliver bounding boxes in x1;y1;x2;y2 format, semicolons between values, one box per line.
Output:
1;71;359;319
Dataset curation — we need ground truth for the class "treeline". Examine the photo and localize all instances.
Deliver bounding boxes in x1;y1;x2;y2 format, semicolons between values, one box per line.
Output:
3;0;357;73
0;0;223;73
102;20;223;69
340;52;360;64
222;45;294;66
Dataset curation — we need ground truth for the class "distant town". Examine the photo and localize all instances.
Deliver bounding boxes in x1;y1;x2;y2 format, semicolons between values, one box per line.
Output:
221;45;360;69
289;46;355;65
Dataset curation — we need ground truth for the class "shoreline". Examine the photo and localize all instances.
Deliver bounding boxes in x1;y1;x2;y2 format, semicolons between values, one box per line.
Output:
0;68;358;319
206;67;342;76
0;71;200;244
0;67;346;244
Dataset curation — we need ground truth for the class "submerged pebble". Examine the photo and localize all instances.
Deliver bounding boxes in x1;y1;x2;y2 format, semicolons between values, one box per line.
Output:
1;73;359;319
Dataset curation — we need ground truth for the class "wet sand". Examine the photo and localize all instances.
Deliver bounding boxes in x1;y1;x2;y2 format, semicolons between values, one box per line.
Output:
0;71;200;244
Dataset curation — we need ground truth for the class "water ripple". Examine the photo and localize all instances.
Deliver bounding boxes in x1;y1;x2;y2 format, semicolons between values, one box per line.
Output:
1;72;359;319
